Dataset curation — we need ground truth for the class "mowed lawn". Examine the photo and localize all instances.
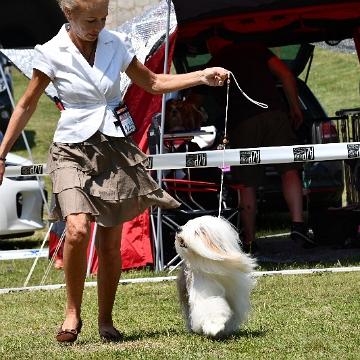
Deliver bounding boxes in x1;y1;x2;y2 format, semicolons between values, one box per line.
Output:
300;47;360;116
0;47;360;359
0;272;359;359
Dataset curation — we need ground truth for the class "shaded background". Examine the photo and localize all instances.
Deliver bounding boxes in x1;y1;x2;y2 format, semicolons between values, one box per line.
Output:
0;0;65;48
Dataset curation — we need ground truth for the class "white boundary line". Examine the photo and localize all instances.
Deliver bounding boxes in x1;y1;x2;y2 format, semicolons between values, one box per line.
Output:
253;266;360;277
0;248;48;261
0;276;177;294
1;267;360;295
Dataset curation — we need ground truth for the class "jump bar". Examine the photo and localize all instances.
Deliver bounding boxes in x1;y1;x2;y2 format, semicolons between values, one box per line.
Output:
4;142;360;177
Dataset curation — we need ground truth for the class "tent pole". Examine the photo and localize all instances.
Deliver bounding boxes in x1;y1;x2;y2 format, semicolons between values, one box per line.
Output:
23;222;54;287
155;0;172;271
86;223;98;277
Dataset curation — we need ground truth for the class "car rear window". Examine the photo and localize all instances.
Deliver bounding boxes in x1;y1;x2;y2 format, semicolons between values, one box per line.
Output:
180;44;307;75
270;45;301;61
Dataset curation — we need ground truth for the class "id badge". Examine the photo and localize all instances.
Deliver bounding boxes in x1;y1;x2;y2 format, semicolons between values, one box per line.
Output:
113;103;136;137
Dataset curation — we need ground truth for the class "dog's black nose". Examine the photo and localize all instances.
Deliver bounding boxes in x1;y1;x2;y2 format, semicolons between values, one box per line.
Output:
178;238;187;248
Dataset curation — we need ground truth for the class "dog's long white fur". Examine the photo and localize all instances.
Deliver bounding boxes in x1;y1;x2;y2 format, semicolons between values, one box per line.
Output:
175;215;257;338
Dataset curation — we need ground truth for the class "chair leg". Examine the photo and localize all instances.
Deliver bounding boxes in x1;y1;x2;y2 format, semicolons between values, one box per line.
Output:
168;259;184;274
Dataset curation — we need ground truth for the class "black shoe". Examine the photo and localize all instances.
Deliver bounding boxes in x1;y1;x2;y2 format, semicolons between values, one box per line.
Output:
291;222;317;248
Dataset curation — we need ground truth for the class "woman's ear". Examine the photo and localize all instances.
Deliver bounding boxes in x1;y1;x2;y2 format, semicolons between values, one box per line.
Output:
64;7;72;21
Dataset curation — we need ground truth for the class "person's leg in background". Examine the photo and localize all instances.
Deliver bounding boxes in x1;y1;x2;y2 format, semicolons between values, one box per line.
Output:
281;168;317;247
281;168;303;222
266;111;317;248
229;115;263;253
237;186;257;252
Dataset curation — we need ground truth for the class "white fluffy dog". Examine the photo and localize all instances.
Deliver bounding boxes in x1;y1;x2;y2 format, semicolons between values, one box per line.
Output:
175;215;257;338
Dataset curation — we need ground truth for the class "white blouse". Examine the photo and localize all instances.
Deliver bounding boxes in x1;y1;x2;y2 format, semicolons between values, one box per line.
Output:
33;24;135;143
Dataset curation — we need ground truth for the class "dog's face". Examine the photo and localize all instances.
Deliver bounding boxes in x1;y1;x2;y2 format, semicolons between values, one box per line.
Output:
175;216;237;260
165;99;205;133
165;99;184;132
175;216;256;273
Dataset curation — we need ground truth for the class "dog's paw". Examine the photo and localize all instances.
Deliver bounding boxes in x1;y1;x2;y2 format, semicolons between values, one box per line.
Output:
201;319;226;338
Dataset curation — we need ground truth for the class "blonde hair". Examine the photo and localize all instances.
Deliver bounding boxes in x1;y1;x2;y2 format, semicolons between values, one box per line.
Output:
57;0;78;13
57;0;109;14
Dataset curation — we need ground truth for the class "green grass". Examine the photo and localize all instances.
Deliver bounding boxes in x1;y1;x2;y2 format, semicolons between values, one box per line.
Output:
0;272;359;359
300;47;360;116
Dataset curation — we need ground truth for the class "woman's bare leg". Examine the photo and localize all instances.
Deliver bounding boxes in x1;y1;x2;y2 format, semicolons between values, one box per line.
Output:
95;223;122;336
61;213;92;330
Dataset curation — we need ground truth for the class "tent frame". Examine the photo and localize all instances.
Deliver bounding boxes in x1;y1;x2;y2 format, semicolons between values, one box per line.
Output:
154;0;173;271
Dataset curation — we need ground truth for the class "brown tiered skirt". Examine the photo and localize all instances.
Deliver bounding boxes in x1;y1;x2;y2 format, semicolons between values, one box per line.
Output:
47;131;179;226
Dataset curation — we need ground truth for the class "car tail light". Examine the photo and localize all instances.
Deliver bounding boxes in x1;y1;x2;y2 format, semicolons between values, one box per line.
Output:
320;121;339;143
16;192;23;218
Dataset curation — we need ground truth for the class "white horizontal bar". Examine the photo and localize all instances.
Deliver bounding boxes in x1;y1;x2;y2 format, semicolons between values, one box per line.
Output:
0;276;177;294
4;142;359;177
253;266;360;277
5;163;48;177
0;248;48;261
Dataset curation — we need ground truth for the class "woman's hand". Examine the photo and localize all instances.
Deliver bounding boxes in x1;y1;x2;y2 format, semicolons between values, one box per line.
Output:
201;67;230;87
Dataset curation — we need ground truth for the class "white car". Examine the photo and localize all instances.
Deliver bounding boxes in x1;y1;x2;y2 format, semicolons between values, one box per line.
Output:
0;149;46;238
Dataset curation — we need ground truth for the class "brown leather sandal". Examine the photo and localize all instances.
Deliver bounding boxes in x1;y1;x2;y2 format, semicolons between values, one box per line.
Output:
99;327;123;342
56;319;83;343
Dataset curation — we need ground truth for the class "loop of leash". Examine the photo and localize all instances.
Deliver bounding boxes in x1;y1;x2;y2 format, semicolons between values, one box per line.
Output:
229;71;269;109
217;72;268;218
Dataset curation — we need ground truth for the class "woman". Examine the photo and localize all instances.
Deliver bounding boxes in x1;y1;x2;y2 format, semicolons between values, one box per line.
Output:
0;0;229;343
